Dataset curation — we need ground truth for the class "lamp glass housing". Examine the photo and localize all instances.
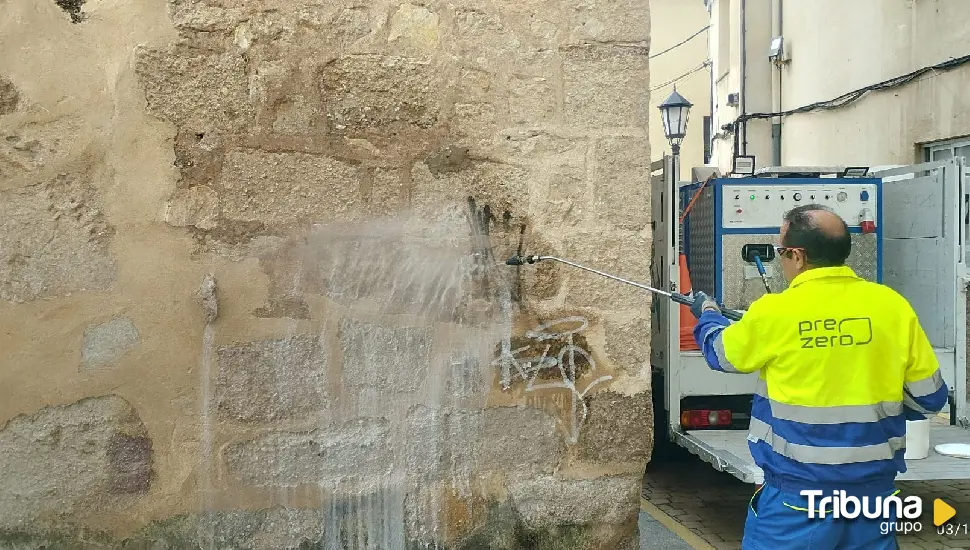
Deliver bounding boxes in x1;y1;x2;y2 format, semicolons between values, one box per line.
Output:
658;88;693;148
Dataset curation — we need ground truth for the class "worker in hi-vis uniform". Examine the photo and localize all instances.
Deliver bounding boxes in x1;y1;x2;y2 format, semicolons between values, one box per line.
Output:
688;204;949;549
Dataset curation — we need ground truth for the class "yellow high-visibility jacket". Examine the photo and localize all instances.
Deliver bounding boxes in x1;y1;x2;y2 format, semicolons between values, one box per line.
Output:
693;265;948;494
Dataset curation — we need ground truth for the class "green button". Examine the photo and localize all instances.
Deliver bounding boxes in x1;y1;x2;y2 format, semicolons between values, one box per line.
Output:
749;194;756;200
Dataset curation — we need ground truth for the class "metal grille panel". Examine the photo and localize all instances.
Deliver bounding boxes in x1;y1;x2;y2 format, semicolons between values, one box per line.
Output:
685;186;716;295
719;233;879;310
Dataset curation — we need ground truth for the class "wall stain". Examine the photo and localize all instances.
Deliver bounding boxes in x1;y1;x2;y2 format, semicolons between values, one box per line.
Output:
54;0;86;23
425;145;470;175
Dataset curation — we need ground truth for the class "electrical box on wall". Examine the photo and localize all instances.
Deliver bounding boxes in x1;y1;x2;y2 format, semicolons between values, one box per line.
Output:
680;178;883;310
726;92;739;106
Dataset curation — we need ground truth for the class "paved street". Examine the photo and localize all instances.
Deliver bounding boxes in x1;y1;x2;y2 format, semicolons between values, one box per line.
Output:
642;449;970;549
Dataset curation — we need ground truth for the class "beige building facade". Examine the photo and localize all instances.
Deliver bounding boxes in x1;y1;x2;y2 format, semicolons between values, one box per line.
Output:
704;0;970;424
705;0;970;172
649;0;712;171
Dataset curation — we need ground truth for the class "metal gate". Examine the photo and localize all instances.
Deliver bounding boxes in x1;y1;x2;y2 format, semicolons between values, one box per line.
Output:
871;159;968;425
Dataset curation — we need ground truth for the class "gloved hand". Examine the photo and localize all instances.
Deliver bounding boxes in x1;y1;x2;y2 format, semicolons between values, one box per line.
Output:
689;291;721;319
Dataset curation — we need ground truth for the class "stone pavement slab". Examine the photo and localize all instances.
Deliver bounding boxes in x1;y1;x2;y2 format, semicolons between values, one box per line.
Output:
639;506;699;550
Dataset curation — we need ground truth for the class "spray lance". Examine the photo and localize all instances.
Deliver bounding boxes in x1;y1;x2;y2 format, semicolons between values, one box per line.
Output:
505;254;745;322
752;253;771;294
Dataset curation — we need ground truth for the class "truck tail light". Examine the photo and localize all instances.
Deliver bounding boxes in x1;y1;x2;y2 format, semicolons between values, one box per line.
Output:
681;409;732;429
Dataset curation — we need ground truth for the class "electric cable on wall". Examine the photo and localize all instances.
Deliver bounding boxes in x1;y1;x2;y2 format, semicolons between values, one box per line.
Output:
651;60;711;92
650;25;710;59
731;53;970;124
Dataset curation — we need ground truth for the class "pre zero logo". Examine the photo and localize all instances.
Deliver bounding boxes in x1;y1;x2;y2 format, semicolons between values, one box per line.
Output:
797;317;873;349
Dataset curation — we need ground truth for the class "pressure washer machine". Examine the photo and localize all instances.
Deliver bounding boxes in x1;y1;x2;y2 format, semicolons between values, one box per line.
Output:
679;176;883;311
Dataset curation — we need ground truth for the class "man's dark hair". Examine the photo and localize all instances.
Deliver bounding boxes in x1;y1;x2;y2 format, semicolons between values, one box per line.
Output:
781;204;851;267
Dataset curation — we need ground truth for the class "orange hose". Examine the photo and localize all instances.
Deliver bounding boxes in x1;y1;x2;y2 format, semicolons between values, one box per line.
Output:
679;173;716;224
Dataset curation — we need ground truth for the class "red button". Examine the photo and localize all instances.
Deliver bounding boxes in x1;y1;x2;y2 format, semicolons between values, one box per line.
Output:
736;209;743;214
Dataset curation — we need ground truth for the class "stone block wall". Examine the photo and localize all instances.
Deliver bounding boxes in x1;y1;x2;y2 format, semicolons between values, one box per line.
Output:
0;0;652;548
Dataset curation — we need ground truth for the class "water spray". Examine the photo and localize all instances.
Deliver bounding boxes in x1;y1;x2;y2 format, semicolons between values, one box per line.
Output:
505;254;744;321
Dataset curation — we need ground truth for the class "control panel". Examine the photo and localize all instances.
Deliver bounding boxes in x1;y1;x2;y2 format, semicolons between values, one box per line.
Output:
721;183;878;229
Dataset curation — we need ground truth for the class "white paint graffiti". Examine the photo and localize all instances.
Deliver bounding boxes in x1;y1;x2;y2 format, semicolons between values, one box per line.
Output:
491;316;612;444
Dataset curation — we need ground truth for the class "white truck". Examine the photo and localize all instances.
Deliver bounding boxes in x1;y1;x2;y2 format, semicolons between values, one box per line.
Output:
649;159;970;483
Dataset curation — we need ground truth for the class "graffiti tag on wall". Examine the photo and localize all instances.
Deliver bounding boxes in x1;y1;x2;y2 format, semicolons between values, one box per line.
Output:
492;316;612;444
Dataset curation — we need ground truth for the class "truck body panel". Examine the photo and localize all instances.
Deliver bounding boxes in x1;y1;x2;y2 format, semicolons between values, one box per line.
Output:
651;159;970;483
678;418;970;484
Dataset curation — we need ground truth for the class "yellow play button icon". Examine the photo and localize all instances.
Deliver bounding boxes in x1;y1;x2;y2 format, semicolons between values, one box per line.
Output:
934;499;956;526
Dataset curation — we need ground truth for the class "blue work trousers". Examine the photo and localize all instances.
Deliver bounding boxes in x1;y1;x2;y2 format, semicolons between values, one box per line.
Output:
742;483;900;550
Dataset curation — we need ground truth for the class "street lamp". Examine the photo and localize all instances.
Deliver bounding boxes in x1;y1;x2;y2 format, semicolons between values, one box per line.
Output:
658;86;693;156
657;87;692;300
658;86;692;185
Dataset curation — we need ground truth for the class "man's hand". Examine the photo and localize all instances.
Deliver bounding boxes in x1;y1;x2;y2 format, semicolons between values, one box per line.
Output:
689;291;721;319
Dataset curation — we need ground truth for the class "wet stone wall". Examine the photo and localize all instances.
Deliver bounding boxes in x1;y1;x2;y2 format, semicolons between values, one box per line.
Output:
0;0;652;548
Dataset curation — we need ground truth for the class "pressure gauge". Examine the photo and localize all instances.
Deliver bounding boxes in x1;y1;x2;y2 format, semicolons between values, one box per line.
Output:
837;191;848;202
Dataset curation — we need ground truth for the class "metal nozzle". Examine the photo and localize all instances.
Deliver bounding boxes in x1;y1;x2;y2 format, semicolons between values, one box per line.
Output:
505;254;540;266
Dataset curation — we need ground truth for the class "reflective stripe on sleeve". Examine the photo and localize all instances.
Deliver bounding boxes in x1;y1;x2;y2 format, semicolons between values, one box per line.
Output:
755;379;904;424
902;393;932;415
701;325;720;343
748;417;905;465
905;370;944;398
712;334;743;374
